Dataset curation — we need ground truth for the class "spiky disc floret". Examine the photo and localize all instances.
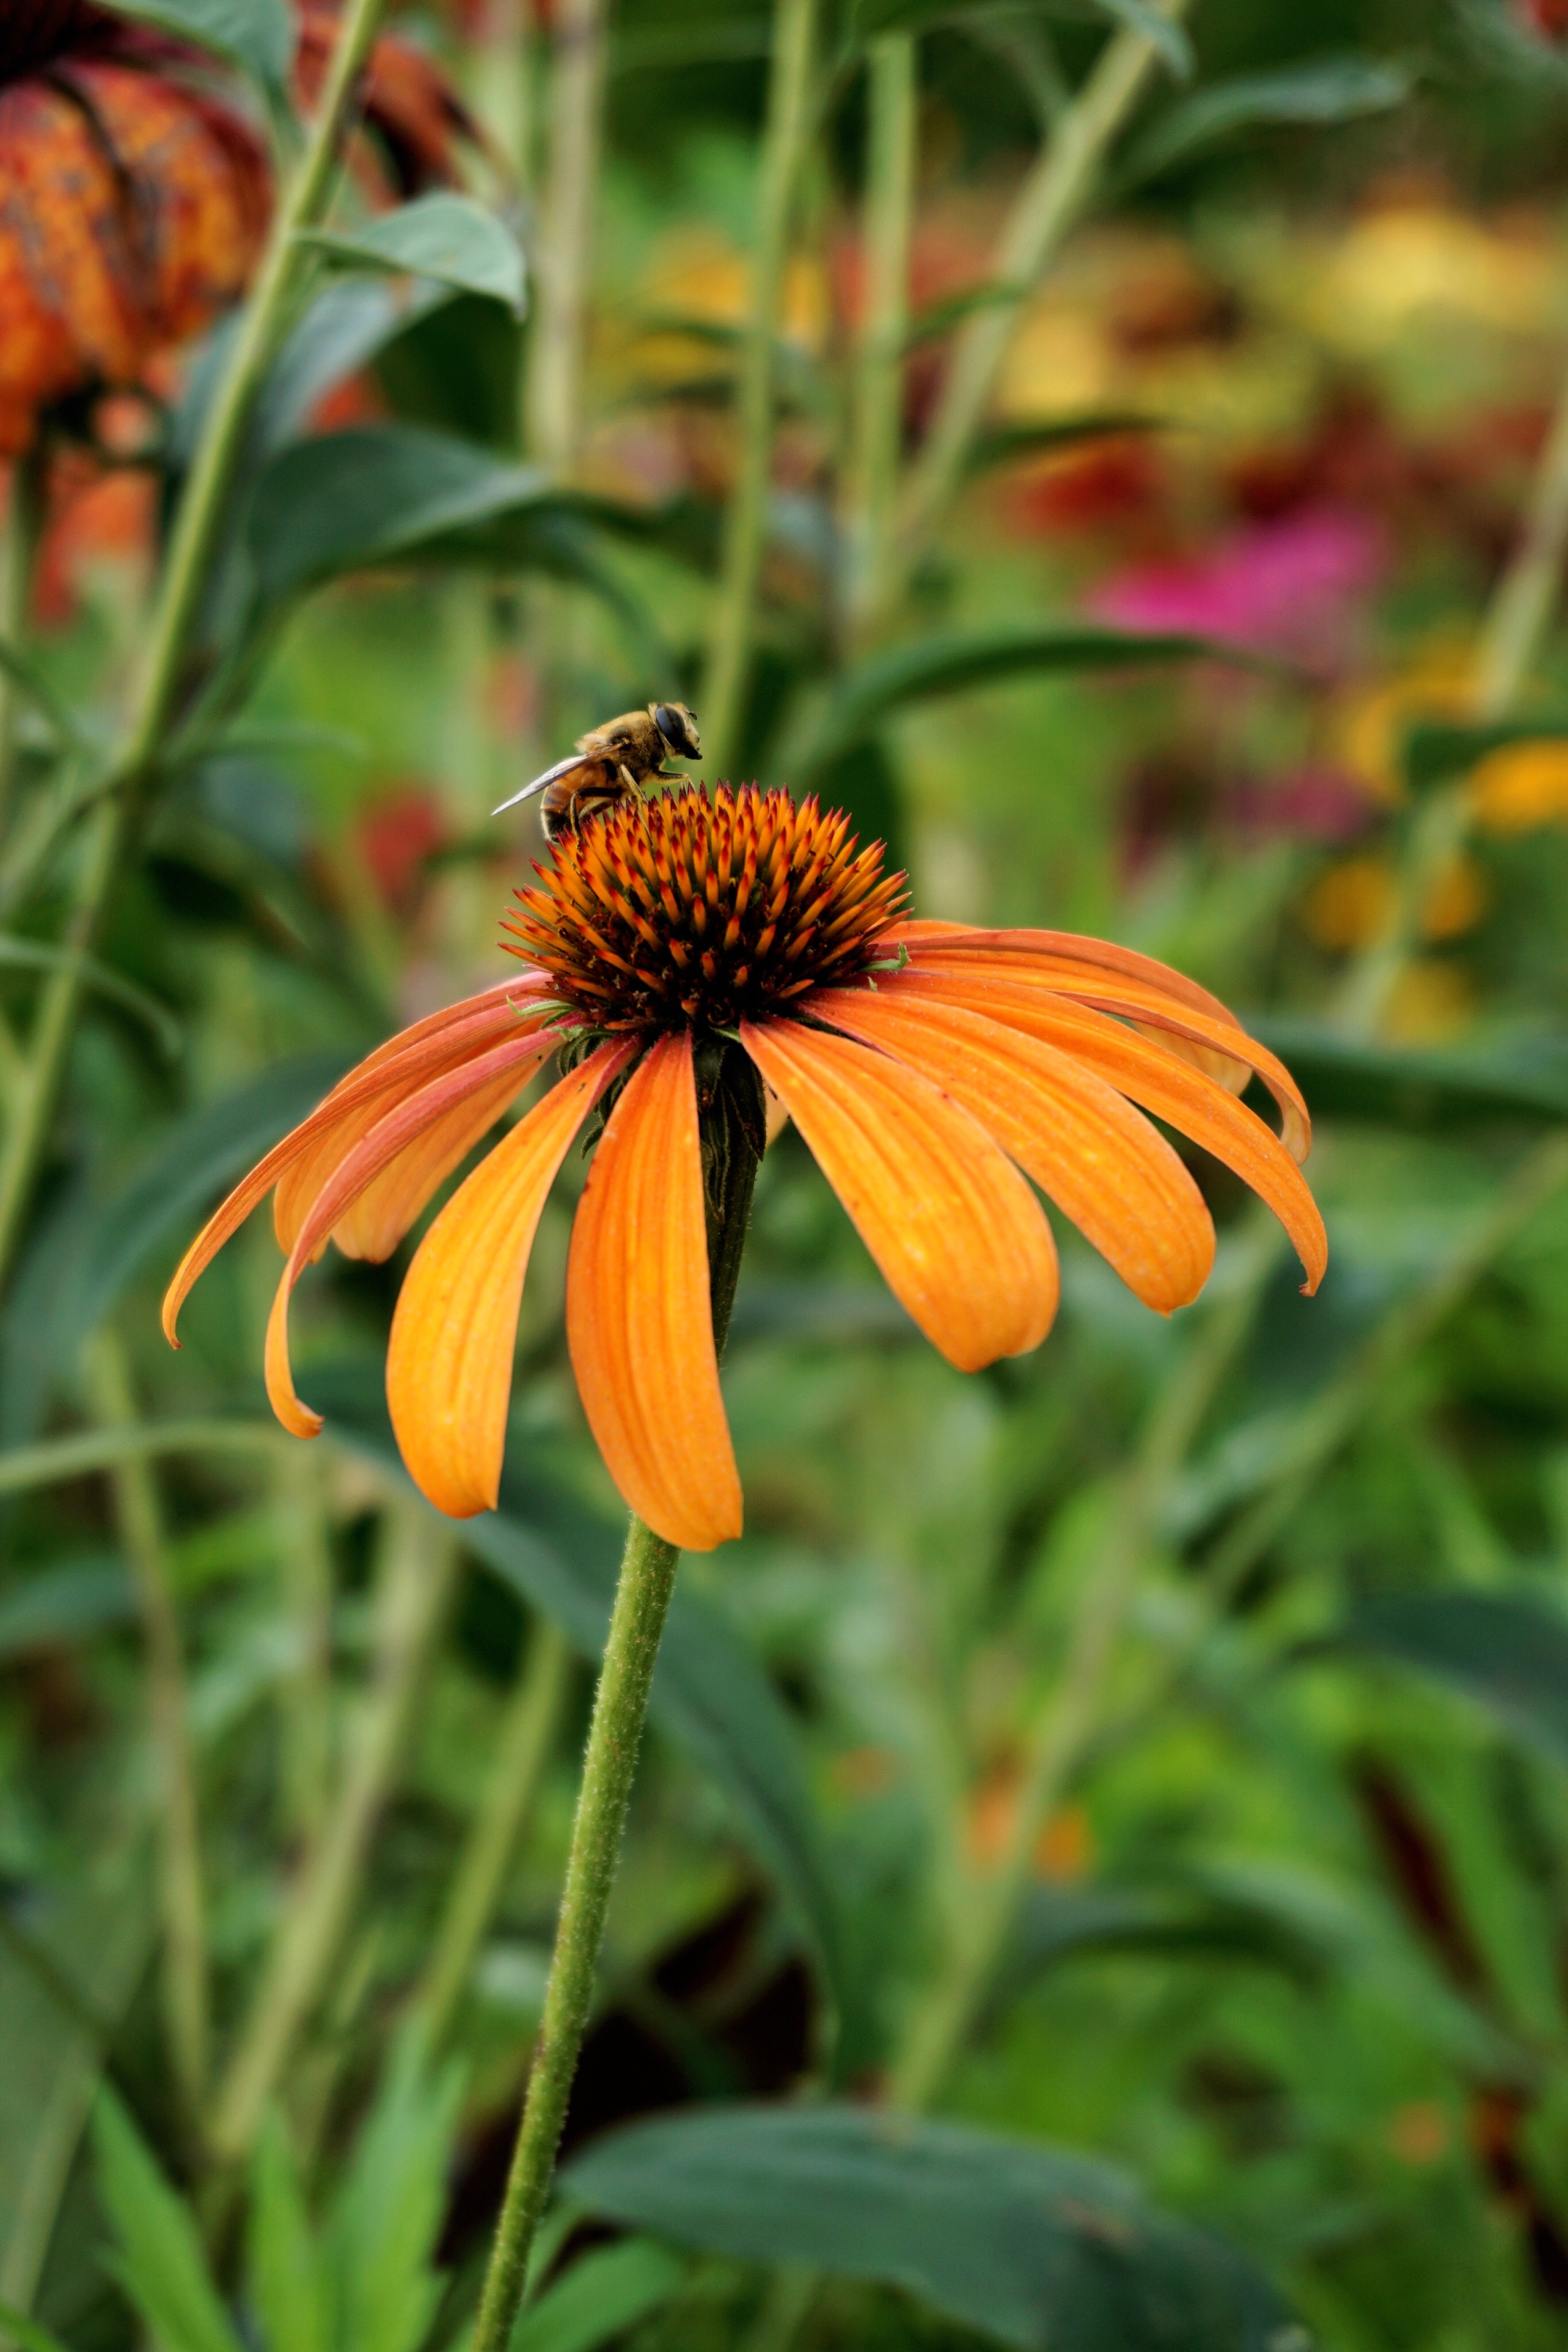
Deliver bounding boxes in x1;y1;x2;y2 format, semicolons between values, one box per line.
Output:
502;784;910;1034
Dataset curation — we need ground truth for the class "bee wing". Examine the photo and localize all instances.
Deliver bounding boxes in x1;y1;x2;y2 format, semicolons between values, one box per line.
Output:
491;751;598;817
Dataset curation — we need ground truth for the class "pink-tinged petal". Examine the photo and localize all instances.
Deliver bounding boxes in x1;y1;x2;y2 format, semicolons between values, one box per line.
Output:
162;983;552;1344
385;1041;635;1516
891;968;1327;1293
810;985;1214;1312
262;1029;556;1440
891;938;1309;1157
741;1016;1058;1370
565;1034;743;1553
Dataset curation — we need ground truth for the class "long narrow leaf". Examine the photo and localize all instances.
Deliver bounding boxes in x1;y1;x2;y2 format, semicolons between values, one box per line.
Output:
91;2089;244;2352
299;195;527;317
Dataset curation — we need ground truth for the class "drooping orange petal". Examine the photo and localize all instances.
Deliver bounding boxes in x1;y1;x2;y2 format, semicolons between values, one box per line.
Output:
565;1034;743;1553
810;986;1214;1312
332;1059;543;1263
385;1042;635;1517
163;981;551;1343
894;936;1310;1158
891;968;1328;1293
881;922;1243;1026
741;1016;1058;1370
264;1030;558;1440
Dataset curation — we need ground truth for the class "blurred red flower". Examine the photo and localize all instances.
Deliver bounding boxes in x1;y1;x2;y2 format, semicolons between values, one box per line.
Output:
1089;508;1384;671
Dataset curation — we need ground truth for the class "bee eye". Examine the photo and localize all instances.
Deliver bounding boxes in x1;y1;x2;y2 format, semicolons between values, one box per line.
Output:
656;703;701;756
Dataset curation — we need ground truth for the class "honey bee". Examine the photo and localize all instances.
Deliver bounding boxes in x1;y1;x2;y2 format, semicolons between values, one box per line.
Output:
491;702;702;843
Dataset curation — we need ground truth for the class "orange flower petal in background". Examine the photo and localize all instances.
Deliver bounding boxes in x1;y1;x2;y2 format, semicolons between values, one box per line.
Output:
387;1042;637;1517
742;1016;1059;1370
565;1034;743;1553
266;1029;560;1439
810;984;1215;1312
894;968;1328;1294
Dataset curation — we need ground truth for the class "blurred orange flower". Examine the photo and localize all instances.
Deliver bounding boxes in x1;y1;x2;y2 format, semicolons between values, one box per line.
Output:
166;788;1325;1552
1469;739;1568;833
0;5;269;454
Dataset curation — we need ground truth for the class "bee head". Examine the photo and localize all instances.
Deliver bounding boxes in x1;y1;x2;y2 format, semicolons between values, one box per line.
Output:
653;702;702;760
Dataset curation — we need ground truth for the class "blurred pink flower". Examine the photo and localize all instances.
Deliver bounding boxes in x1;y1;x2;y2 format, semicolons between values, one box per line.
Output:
1089;508;1384;670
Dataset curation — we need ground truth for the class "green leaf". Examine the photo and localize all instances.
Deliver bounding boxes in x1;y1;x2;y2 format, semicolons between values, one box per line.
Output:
245;426;558;608
510;2241;686;2352
0;1845;152;2313
1339;1591;1568;1771
98;0;292;87
1402;714;1568;795
0;1560;134;1662
1247;1018;1568;1132
310;1365;849;2013
248;2113;327;2352
0;936;181;1058
299;195;527;317
91;2088;244;2352
562;2105;1294;2351
326;2043;461;2352
0;2299;73;2352
1121;55;1414;186
964;412;1161;480
0;639;82;748
1003;1880;1331;2001
791;621;1246;782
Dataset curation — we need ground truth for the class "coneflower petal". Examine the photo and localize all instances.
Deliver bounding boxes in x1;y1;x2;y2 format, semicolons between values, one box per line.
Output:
265;1030;559;1440
565;1034;743;1553
809;986;1214;1312
893;968;1328;1293
894;936;1310;1159
162;980;550;1343
883;921;1242;1026
741;1016;1059;1370
332;1062;539;1262
385;1042;636;1516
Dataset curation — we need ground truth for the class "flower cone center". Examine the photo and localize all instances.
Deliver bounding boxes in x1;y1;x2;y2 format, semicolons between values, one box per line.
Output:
502;784;908;1034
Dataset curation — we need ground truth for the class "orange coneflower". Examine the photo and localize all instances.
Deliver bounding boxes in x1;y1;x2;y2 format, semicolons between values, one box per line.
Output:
0;3;269;455
163;785;1327;1552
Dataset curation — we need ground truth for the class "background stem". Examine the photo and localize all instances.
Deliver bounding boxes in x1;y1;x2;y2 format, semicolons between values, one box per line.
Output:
844;33;916;648
526;0;607;470
0;444;45;837
702;0;819;774
0;0;388;1299
883;2;1186;616
207;1498;457;2169
83;1329;210;2133
273;1447;337;1847
411;1617;571;2054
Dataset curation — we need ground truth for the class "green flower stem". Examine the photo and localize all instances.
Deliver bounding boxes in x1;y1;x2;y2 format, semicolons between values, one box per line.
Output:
0;1418;285;1495
1340;342;1568;1040
0;443;45;840
0;0;388;1297
472;1092;760;2352
883;0;1188;618
411;1617;572;2054
526;0;608;467
83;1330;210;2132
274;1447;338;1847
208;1500;459;2169
702;0;819;774
844;32;916;648
889;1226;1271;2114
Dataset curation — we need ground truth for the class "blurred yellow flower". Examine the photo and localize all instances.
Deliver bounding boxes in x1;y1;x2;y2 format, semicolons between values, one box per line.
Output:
1302;851;1487;951
1302;203;1555;353
1469;738;1568;833
1336;649;1476;807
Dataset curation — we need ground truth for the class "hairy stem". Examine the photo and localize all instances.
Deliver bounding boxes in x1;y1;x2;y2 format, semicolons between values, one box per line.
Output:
411;1617;572;2054
844;33;916;647
207;1498;458;2169
702;0;819;773
889;1224;1273;2112
0;444;45;838
472;1101;759;2351
0;0;388;1297
83;1330;210;2133
526;0;607;467
884;2;1186;615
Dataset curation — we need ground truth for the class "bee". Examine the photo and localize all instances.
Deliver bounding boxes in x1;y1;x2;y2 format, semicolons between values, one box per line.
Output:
491;702;702;843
